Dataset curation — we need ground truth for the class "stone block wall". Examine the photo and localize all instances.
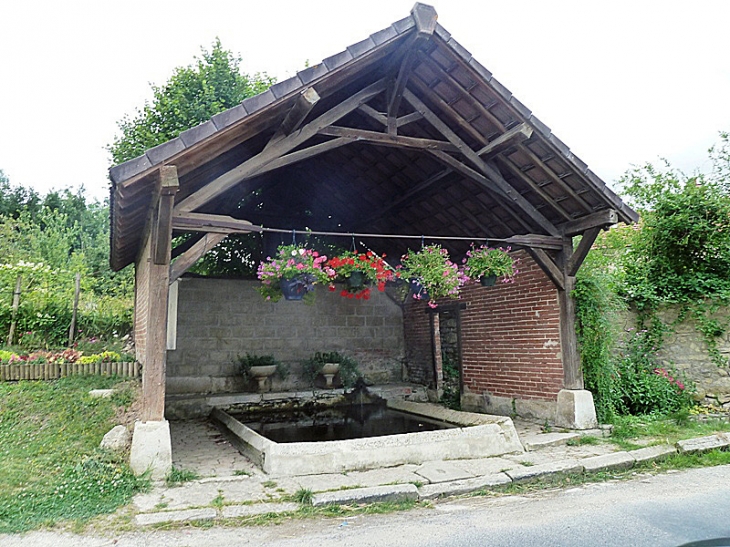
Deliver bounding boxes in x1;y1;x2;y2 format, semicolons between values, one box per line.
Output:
166;278;405;394
621;307;730;407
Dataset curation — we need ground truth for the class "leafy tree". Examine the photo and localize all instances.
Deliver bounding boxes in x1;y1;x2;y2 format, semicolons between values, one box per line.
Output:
0;170;41;219
108;38;275;165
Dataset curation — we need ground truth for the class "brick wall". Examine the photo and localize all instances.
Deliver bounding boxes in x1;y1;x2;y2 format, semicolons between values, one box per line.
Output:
166;278;405;394
133;232;152;363
460;251;564;401
402;251;565;417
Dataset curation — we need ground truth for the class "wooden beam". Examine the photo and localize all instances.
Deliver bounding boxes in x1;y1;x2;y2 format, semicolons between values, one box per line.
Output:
174;78;387;213
153;166;179;265
262;87;320;152
318;126;458;152
525;247;565;290
169;233;227;284
397;111;423;127
250;137;353;178
358;104;387;126
559;275;583;389
474;123;533;157
429;150;509;200
503;234;564;251
403;88;560;236
172;212;261;234
495;156;574;221
566;226;600;276
560;209;618;236
387;4;437;123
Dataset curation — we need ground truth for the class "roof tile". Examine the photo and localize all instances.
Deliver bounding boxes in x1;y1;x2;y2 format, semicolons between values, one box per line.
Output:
269;75;305;99
323;49;354;71
528;114;551;138
447;37;472;63
211;104;248;130
488;77;512;102
392;16;415;34
370;25;398;45
145;137;185;165
548;133;570;156
241;89;276;114
297;63;329;85
434;23;451;42
566;152;589;174
586;169;607;190
509;96;532;119
347;36;377;58
467;57;492;82
179;120;217;147
109;154;152;185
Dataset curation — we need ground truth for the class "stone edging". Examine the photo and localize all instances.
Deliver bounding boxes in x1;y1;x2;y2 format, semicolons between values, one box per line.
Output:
133;433;729;526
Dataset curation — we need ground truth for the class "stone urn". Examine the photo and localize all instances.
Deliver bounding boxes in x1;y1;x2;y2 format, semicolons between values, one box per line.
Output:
249;364;277;392
321;362;340;388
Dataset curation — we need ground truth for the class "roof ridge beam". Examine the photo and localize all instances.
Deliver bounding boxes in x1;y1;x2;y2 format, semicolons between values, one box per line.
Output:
386;3;437;130
174;78;387;213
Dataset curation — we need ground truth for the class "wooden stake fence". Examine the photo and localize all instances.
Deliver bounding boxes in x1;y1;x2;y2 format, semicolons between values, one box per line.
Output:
0;361;140;382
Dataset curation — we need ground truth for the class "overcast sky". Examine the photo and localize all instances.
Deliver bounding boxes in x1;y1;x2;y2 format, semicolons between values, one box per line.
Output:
1;0;729;202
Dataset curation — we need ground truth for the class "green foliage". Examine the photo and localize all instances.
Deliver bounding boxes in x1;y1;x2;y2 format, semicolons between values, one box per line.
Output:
292;488;313;505
440;355;461;411
301;351;361;388
615;330;694;415
165;467;200;487
573;270;622;422
235;353;287;383
0;376;147;533
108;38;275;165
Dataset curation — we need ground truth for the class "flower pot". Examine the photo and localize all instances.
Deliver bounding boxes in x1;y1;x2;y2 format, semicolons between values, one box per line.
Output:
347;271;365;289
280;276;308;300
480;274;497;287
409;278;429;301
321;362;340;388
249;364;277;392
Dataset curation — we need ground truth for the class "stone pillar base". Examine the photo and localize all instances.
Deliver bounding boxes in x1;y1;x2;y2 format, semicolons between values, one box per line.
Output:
554;389;598;430
130;420;172;480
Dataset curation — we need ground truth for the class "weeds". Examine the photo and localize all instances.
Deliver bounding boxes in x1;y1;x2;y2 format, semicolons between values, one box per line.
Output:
165;467;200;487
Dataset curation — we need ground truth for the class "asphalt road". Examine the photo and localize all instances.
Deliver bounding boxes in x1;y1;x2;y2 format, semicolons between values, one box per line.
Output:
4;465;730;547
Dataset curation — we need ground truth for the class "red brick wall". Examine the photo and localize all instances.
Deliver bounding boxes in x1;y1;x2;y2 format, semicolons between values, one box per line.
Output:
403;251;564;401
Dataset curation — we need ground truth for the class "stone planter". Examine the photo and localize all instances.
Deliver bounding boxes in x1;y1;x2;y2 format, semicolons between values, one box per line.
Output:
249;364;277;392
321;362;340;388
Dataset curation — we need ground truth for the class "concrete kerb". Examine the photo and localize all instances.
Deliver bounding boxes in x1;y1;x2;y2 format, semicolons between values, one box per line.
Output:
132;434;730;526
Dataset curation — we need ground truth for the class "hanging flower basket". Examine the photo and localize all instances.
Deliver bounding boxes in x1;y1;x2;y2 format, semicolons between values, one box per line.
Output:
257;244;335;302
327;250;397;299
463;245;518;286
399;244;467;308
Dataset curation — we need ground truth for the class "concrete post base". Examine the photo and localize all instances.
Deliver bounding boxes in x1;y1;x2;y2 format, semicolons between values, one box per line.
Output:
130;420;172;480
554;389;598;430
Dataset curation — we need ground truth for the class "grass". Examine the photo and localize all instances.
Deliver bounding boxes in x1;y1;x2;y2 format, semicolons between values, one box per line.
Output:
609;413;730;446
165;467;200;486
566;435;600;446
0;376;148;533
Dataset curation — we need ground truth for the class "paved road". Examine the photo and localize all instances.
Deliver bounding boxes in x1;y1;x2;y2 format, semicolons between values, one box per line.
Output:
4;465;730;547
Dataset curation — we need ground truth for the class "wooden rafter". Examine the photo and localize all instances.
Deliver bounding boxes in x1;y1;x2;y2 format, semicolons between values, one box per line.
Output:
495;156;574;221
318;126;457;152
173;78;387;214
566;227;600;276
172;212;261;234
402;88;560;236
560;209;618;236
262;87;320;152
169;233;227;284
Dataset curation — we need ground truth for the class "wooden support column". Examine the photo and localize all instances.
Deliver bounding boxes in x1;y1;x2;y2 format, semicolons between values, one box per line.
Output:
139;166;179;421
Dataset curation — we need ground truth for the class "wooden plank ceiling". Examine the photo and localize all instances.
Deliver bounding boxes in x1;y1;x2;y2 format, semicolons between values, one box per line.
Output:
109;3;637;271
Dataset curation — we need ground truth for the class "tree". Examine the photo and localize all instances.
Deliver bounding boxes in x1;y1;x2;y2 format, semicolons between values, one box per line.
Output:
108;39;275;165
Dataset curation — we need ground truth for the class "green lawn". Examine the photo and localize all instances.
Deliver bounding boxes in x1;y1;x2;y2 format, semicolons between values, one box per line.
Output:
0;376;147;533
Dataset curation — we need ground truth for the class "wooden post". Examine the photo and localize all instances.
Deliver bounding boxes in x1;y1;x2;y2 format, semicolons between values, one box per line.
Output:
140;166;179;421
557;238;584;390
68;273;81;346
7;275;22;346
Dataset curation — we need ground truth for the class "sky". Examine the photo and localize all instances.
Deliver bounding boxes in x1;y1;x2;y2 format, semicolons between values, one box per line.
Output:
1;0;729;202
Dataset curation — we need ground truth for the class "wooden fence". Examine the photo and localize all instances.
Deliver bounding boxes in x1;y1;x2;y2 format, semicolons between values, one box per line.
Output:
0;361;140;381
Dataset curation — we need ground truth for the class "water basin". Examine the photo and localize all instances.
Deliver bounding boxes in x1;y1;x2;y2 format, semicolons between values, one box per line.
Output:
234;403;455;443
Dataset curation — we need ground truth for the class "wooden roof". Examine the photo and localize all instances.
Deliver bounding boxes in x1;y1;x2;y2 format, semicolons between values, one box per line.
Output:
109;3;638;271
